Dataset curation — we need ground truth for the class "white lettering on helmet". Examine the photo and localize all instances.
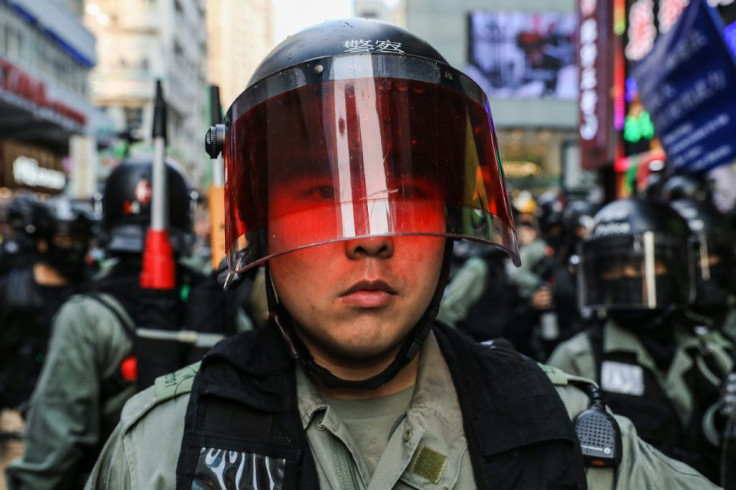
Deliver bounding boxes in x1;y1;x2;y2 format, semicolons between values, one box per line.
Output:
593;221;631;236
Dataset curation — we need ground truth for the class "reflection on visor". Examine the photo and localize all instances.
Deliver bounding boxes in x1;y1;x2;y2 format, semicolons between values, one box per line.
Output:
223;54;517;272
580;233;692;310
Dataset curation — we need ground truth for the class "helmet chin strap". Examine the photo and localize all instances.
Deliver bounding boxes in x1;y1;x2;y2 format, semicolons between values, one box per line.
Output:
265;240;453;390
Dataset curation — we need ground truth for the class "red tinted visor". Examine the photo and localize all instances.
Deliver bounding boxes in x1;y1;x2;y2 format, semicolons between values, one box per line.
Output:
224;54;518;272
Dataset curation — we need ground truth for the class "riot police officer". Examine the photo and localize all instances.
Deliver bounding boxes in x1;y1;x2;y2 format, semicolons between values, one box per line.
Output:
669;198;736;340
548;197;733;484
0;196;95;483
5;156;225;490
0;193;42;276
0;196;95;412
87;19;716;489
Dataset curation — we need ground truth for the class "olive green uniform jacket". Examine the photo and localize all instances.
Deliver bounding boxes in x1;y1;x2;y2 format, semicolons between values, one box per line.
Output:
85;337;717;489
548;320;734;433
6;293;136;490
5;257;246;490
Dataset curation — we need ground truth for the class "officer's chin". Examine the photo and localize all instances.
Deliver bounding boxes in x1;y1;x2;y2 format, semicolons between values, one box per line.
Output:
301;330;404;370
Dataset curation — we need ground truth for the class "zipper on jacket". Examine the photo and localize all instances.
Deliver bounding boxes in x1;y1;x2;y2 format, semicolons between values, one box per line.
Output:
330;434;362;489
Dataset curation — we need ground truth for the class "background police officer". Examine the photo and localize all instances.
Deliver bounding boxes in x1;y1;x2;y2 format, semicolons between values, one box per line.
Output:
0;196;95;483
548;197;733;484
5;156;226;490
0;196;96;413
669;197;736;342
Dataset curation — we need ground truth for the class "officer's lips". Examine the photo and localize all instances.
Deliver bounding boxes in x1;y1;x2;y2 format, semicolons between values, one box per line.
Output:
340;280;397;308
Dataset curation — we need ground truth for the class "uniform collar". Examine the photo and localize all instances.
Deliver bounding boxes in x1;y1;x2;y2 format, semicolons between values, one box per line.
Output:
295;330;469;488
296;330;458;430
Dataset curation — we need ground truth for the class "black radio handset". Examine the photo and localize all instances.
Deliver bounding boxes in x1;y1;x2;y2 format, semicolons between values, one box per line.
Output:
572;382;622;468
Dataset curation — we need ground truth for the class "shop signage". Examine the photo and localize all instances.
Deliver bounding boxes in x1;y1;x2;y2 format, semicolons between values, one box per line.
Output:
0;57;86;126
12;156;66;190
1;141;65;193
578;0;614;169
632;0;736;173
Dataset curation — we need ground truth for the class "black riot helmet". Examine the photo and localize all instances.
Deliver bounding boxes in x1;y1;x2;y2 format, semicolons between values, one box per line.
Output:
0;193;41;271
669;198;736;315
33;197;96;242
213;18;518;390
34;197;96;280
102;156;194;255
561;199;596;239
661;174;711;202
217;18;518;273
5;192;41;239
579;198;695;318
536;190;565;235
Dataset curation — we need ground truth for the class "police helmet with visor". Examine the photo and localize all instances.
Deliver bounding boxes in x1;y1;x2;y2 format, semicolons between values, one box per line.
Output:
5;193;40;239
669;198;736;315
35;197;96;280
215;18;519;390
35;197;96;242
579;198;695;314
220;18;519;274
102;156;195;255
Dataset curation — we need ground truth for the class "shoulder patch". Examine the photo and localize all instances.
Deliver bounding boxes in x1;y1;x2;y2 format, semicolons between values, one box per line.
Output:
538;363;599;389
154;362;201;402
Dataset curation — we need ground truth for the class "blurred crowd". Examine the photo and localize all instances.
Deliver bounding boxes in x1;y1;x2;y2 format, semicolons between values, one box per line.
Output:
0;156;264;489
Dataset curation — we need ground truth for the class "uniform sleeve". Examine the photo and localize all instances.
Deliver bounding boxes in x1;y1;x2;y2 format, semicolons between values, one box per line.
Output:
5;297;132;490
554;383;720;489
86;385;188;489
84;422;131;490
546;333;594;376
588;414;721;489
437;257;488;328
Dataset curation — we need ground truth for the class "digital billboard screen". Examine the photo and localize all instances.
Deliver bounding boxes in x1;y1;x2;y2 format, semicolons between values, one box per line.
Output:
466;11;579;99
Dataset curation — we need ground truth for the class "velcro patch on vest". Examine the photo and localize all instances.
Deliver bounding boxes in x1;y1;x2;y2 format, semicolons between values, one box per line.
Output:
600;361;644;396
410;445;447;484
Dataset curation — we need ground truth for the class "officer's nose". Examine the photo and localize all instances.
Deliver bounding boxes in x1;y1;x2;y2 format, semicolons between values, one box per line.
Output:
345;235;394;259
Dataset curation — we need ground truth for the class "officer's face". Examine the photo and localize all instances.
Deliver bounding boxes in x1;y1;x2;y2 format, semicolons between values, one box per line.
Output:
268;176;446;377
601;259;667;280
270;235;445;372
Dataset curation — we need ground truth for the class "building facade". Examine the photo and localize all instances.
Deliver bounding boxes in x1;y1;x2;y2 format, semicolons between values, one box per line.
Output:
84;0;209;186
0;0;102;197
206;0;273;112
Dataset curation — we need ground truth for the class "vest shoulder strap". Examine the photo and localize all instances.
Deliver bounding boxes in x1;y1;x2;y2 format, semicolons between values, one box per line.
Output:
538;363;600;389
115;363;200;438
154;362;200;403
83;292;137;340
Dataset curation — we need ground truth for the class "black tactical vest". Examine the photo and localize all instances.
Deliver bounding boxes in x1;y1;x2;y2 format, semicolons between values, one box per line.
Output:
176;322;587;489
586;326;721;482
